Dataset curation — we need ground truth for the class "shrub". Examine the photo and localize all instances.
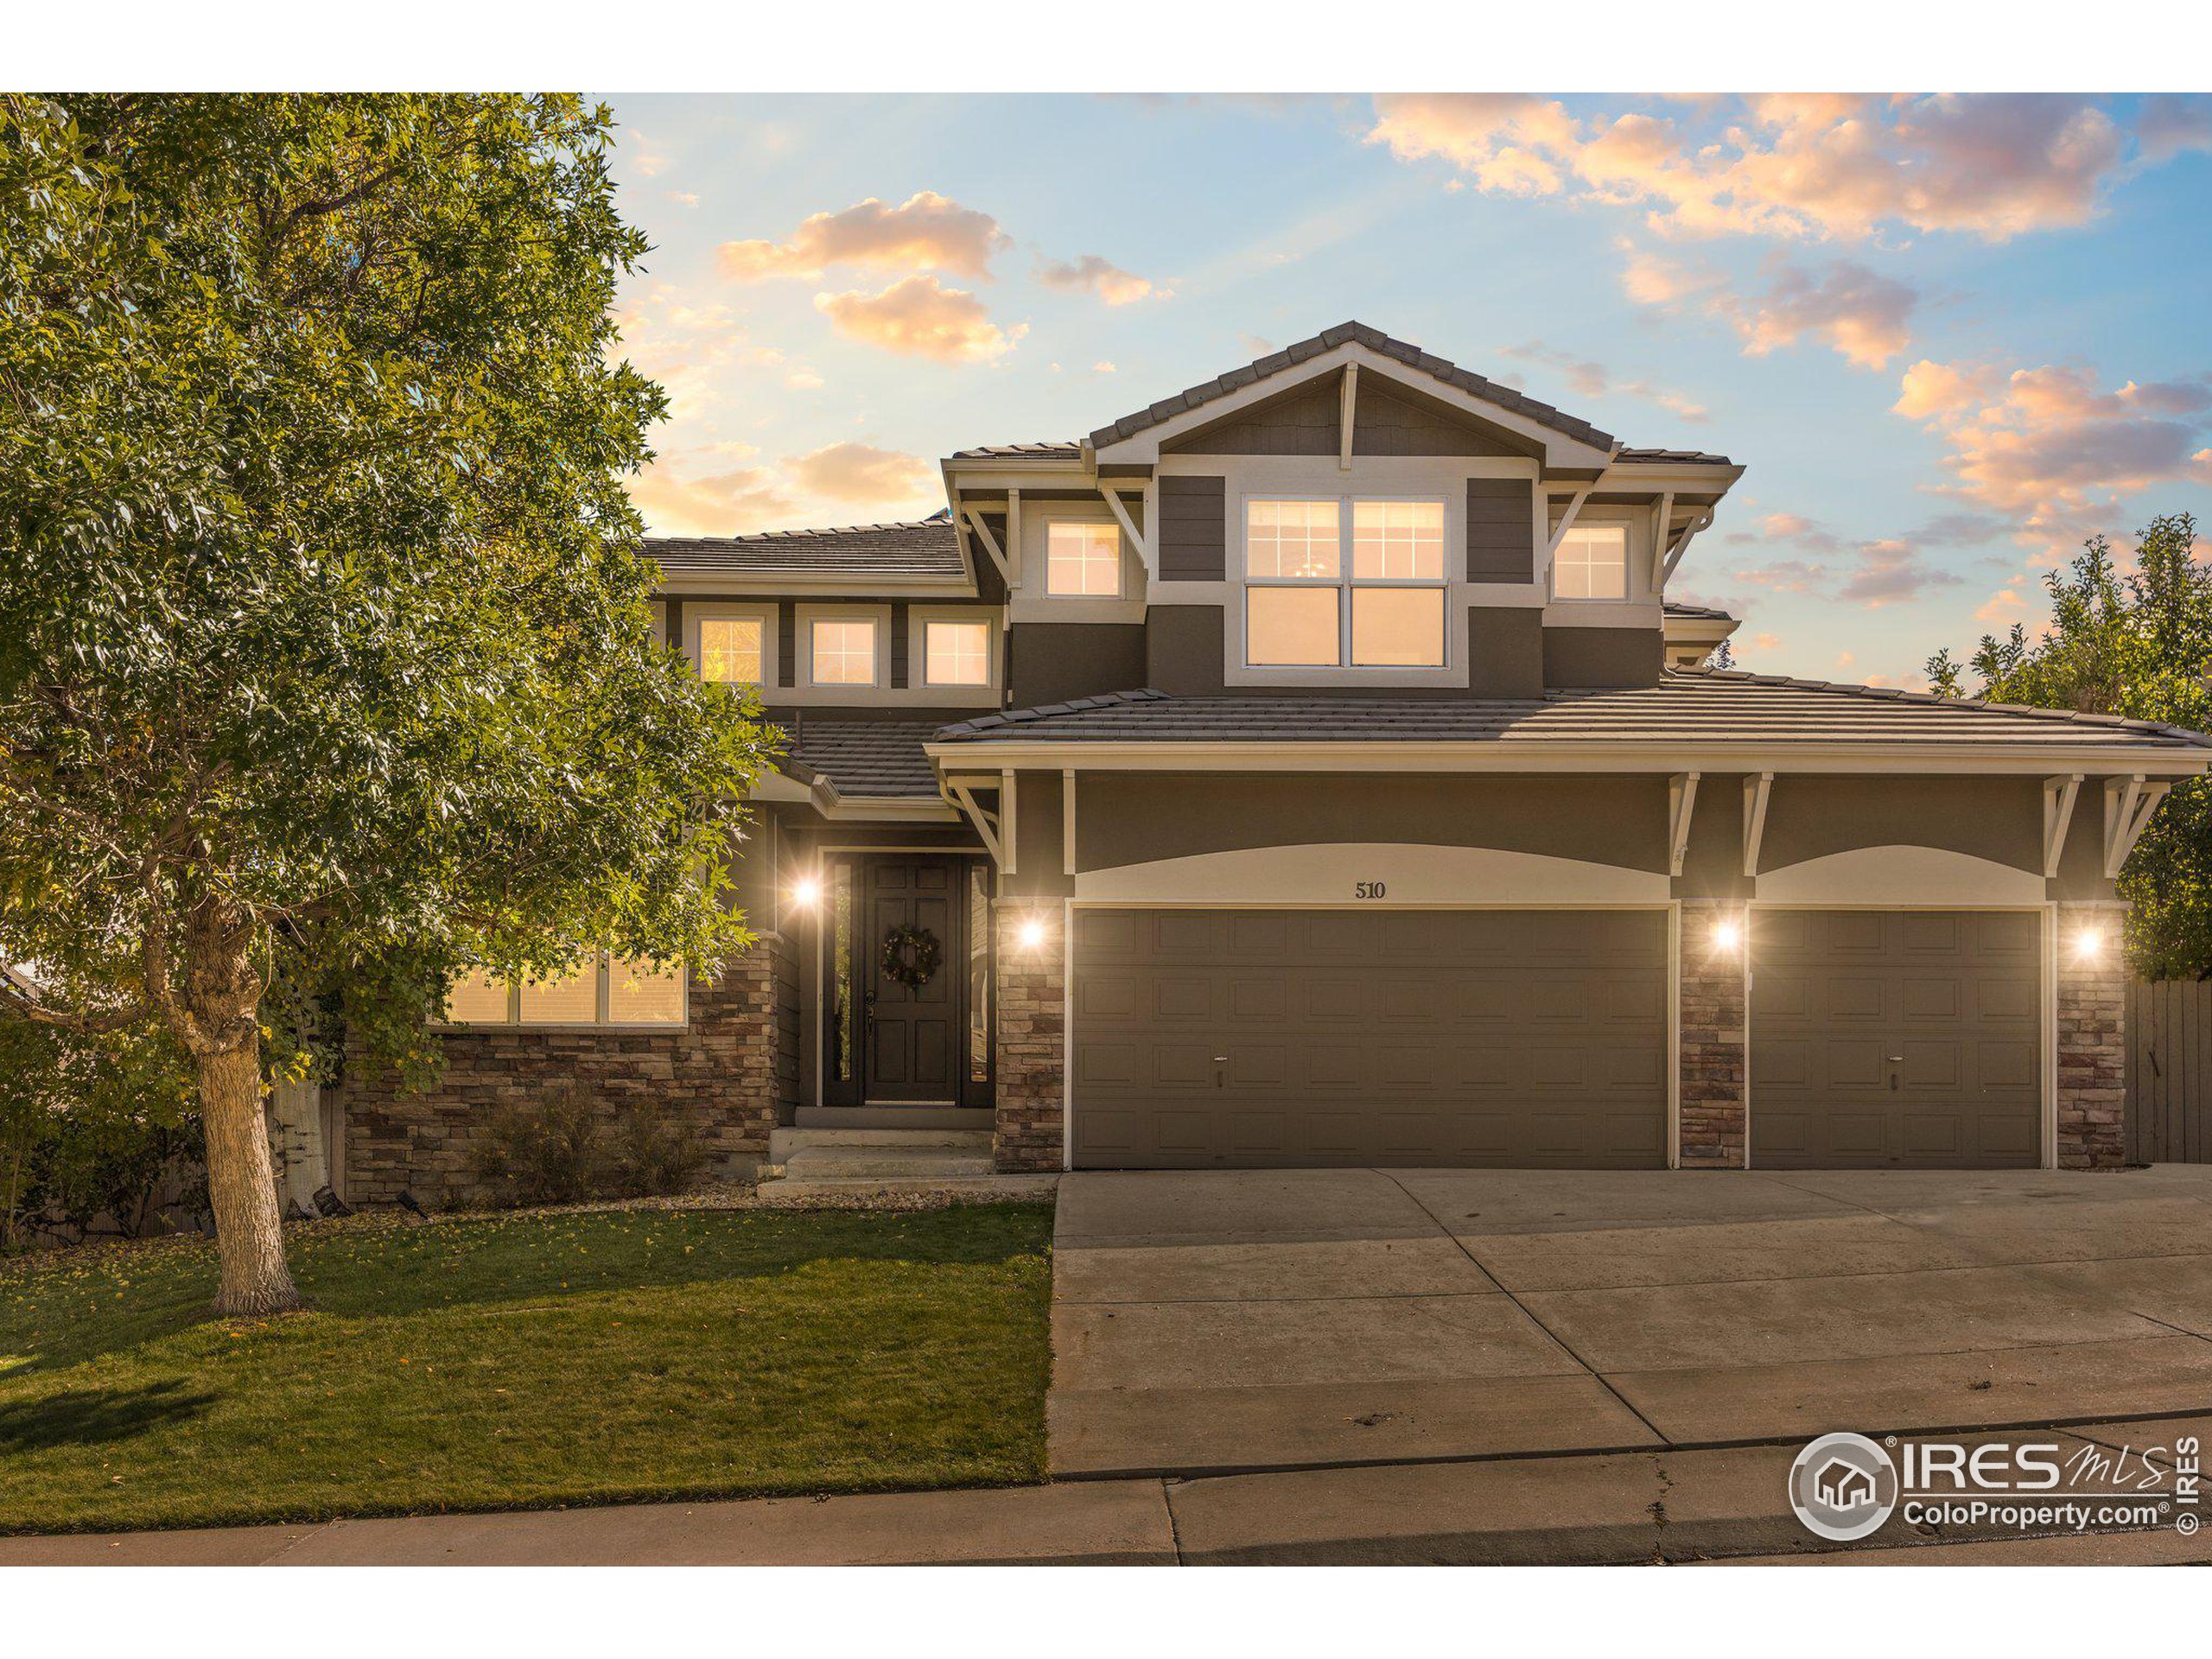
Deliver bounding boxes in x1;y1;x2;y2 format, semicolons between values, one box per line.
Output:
467;1085;711;1210
468;1084;606;1207
606;1099;709;1199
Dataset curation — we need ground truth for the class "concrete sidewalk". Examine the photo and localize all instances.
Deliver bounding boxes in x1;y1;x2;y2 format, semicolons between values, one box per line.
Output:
8;1420;2207;1567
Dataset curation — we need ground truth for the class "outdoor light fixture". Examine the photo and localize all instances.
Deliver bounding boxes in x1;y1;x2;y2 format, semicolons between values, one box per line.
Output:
2073;926;2105;962
1017;915;1049;952
1713;917;1743;952
791;874;823;909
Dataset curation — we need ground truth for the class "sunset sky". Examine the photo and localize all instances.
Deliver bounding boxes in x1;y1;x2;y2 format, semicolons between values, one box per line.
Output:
602;92;2212;689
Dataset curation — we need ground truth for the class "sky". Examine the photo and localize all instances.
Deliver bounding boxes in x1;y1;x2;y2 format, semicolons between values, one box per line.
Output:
601;92;2212;690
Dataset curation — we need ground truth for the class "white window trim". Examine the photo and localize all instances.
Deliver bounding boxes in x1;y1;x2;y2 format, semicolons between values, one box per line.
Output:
1552;521;1633;604
791;602;894;700
1009;506;1146;624
1045;518;1126;599
683;601;777;688
1243;492;1452;671
440;954;691;1032
910;606;1001;700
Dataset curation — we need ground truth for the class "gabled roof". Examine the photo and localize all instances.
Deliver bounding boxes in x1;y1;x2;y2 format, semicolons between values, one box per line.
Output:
648;516;963;579
1086;321;1617;453
932;673;2212;754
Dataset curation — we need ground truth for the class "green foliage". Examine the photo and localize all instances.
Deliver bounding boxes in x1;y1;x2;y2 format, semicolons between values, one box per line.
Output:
466;1084;708;1208
1927;514;2212;976
0;92;776;1084
0;1017;201;1251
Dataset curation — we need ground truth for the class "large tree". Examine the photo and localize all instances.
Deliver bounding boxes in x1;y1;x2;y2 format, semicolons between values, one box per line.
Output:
0;96;774;1313
1926;512;2212;978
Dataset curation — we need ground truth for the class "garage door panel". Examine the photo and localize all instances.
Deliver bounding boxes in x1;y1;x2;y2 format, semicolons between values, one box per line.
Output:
1753;908;2040;1170
1071;907;1666;1169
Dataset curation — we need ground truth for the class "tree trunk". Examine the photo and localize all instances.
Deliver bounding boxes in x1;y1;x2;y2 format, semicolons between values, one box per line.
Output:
197;1039;302;1316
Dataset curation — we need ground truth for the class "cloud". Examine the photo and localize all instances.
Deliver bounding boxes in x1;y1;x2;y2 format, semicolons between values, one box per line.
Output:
1911;511;2010;546
1035;254;1161;306
1497;341;1712;423
630;439;938;537
1092;361;1116;375
1732;512;1963;607
786;442;937;507
814;275;1027;363
719;192;1010;282
1715;260;1919;369
609;289;817;422
1749;632;1782;654
2139;95;2212;163
1623;246;1918;370
630;452;795;538
1894;358;2212;540
1239;334;1278;358
627;127;671;179
1371;93;2145;244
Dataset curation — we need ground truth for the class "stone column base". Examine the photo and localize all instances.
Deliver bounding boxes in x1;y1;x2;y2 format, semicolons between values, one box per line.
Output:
1679;900;1748;1168
2055;903;2128;1169
994;905;1065;1173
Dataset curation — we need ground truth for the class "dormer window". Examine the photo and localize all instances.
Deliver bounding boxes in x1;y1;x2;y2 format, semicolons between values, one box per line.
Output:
1245;497;1447;668
1046;522;1122;596
1555;524;1630;600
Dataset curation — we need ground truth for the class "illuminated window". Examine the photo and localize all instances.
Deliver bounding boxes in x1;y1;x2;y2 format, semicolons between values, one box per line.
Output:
442;956;687;1028
810;618;878;685
698;616;763;684
1245;497;1447;668
1556;524;1630;600
924;619;991;686
1046;522;1122;596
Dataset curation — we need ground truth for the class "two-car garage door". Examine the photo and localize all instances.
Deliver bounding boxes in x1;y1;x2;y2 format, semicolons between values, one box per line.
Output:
1068;904;2044;1172
1070;908;1669;1169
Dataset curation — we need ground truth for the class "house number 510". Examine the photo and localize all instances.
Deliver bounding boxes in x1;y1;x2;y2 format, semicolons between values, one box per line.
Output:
1354;881;1388;899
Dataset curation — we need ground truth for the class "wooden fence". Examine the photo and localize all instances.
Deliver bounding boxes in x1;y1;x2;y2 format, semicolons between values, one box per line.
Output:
2127;981;2212;1164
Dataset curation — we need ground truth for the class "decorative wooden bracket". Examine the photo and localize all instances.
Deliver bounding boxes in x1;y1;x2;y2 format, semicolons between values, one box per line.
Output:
944;776;1004;866
1546;486;1594;560
2043;773;2082;879
1661;510;1715;587
1649;491;1675;588
1742;772;1773;879
961;505;1011;586
2103;773;2171;879
1669;772;1701;877
1101;485;1153;580
1338;364;1359;472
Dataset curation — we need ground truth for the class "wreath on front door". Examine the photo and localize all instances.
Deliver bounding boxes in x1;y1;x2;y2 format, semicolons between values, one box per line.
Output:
879;922;943;991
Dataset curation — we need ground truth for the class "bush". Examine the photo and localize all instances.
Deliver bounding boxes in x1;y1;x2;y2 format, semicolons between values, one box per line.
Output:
0;1016;205;1252
467;1085;709;1209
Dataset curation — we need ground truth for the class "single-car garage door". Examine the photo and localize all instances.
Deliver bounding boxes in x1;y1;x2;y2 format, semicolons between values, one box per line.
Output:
1070;908;1668;1169
1751;909;2042;1169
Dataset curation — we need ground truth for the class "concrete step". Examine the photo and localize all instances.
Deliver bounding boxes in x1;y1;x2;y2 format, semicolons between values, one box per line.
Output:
769;1127;992;1160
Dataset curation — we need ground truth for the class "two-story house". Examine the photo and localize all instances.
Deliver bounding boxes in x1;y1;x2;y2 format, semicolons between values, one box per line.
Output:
337;322;2211;1201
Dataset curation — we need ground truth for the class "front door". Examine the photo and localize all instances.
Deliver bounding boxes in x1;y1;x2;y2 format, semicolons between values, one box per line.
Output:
864;858;963;1102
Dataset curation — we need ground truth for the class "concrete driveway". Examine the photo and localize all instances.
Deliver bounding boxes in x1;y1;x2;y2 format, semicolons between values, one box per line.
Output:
1049;1164;2212;1478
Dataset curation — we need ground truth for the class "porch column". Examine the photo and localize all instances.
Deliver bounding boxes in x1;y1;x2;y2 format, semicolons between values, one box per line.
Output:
994;902;1065;1172
2055;902;2128;1168
1678;899;1748;1168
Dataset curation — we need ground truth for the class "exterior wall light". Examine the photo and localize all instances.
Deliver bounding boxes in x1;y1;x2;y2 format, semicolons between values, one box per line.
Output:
1713;917;1743;953
791;874;823;909
1016;915;1050;953
2072;926;2105;963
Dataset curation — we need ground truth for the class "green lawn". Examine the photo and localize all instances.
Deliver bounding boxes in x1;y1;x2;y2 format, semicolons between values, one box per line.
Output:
0;1201;1054;1535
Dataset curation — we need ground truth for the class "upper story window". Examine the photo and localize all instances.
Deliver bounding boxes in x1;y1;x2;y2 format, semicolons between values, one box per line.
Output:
1245;497;1448;668
924;619;991;687
810;617;878;685
1555;524;1630;600
698;616;764;685
1046;522;1122;596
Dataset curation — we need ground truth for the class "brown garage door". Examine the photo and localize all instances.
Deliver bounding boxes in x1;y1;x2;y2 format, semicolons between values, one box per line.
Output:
1751;909;2041;1169
1070;908;1668;1169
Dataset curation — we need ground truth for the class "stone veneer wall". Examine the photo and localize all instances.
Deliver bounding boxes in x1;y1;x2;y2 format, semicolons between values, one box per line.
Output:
2056;903;2128;1169
1678;900;1748;1169
993;907;1065;1173
341;940;789;1207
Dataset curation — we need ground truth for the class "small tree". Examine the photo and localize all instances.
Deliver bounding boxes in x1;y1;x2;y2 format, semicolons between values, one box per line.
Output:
0;96;775;1312
1923;514;2212;977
